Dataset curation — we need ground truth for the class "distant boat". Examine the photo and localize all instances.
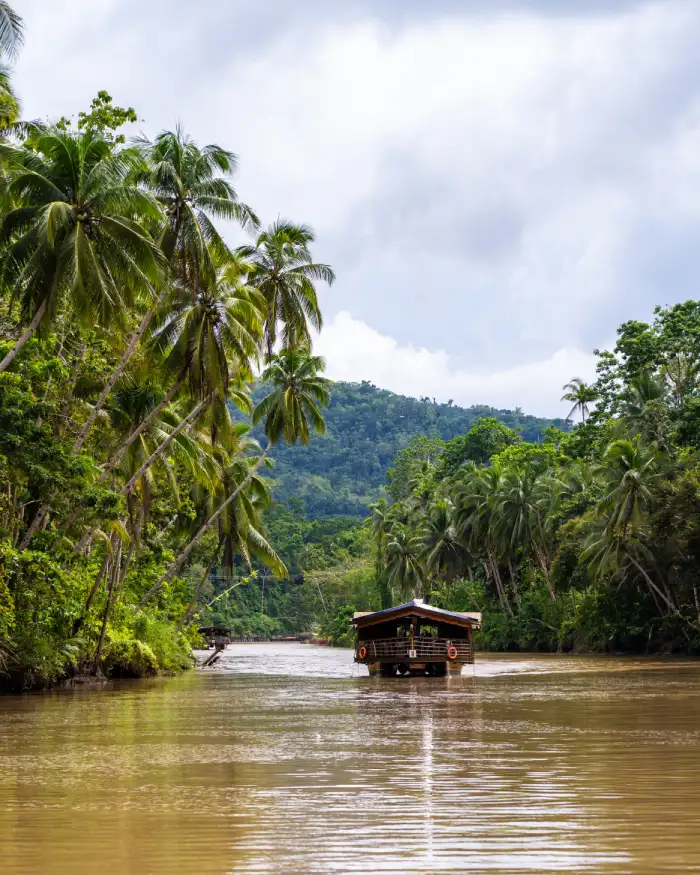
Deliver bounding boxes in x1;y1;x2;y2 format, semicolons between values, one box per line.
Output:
351;599;481;677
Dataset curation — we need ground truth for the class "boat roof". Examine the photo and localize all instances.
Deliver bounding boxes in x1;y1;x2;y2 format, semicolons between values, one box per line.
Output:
351;599;481;629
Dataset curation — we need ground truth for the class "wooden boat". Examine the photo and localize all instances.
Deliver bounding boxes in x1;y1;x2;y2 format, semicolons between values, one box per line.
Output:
351;599;481;677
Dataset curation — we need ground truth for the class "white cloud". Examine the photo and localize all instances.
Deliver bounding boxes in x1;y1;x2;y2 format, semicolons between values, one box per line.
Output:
315;311;598;417
11;0;700;412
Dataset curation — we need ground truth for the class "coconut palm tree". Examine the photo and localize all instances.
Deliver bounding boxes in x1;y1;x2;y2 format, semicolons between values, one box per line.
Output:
252;347;330;446
0;63;19;128
237;220;335;358
494;468;556;601
136;347;329;608
580;519;695;630
595;437;662;534
0;2;22;60
135;126;258;284
561;377;598;424
75;130;258;450
104;268;263;488
0;127;164;373
454;464;513;615
419;498;470;584
385;523;424;601
370;499;393;608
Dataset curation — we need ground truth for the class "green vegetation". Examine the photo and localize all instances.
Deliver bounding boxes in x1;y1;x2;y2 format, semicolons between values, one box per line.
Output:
361;302;700;654
225;301;700;655
2;3;698;683
237;381;567;517
0;5;332;690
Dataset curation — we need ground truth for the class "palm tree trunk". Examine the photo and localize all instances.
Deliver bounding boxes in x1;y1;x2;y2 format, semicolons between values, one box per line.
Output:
534;545;556;601
121;390;210;495
176;544;221;632
488;550;512;616
628;556;698;631
119;506;145;584
507;558;521;607
72;541;113;635
99;368;188;482
93;545;120;675
137;441;272;610
74;303;159;451
0;299;48;373
54;342;87;436
18;504;48;552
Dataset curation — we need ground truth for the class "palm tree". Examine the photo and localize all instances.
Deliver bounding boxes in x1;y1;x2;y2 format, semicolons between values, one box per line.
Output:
252;347;329;445
419;498;470;584
580;519;696;630
136;126;258;284
494;468;556;601
0;62;19;128
623;372;668;447
385;523;424;600
136;347;329;608
237;220;335;358
0;127;164;373
595;437;661;533
370;499;393;608
104;268;263;489
454;464;513;615
0;2;23;60
561;377;598;424
75;130;258;451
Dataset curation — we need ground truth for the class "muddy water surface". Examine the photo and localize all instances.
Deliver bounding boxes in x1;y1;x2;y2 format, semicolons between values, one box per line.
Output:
1;645;700;873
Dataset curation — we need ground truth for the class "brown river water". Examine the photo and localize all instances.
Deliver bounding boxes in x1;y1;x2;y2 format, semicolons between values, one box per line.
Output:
1;645;700;874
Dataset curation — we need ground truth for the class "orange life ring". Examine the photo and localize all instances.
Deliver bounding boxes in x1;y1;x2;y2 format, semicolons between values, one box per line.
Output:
447;645;458;660
358;646;367;660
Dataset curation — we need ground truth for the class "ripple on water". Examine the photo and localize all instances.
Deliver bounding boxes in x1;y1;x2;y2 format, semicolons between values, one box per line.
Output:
0;644;700;874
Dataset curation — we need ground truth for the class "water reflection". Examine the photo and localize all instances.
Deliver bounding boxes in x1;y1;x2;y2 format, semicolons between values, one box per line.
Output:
0;645;699;873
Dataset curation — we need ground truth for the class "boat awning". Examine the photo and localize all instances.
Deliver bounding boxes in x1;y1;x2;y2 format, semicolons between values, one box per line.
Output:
351;599;481;629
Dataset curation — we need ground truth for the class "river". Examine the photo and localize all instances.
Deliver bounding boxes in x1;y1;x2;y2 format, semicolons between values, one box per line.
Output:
1;645;700;874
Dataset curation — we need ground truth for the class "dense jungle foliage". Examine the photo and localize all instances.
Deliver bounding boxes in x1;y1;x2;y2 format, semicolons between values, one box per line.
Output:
2;3;699;683
210;300;700;655
271;301;700;653
236;381;567;517
0;5;334;689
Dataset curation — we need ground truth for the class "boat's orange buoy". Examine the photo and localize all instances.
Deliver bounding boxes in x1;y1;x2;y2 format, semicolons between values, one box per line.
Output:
446;645;458;660
358;646;367;660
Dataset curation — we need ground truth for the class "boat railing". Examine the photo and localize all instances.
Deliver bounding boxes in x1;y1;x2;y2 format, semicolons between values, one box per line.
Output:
358;637;473;661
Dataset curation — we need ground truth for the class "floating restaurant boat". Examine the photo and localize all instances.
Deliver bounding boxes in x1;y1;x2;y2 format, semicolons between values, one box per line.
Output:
352;599;481;677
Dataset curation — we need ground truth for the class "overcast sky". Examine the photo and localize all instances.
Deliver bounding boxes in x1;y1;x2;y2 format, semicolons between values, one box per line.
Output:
11;1;700;416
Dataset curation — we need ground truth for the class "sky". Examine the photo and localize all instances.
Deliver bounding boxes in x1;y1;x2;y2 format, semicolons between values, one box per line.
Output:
11;0;700;416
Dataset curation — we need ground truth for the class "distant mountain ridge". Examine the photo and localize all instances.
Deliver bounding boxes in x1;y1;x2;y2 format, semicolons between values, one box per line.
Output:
239;381;567;518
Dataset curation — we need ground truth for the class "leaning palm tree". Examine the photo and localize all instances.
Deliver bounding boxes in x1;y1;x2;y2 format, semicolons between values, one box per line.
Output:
237;219;335;358
102;267;263;488
0;126;165;373
561;377;598;424
74;129;258;451
580;517;694;629
136;347;329;608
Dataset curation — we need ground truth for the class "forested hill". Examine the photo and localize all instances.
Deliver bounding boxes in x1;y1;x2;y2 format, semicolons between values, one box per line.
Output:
244;381;567;517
